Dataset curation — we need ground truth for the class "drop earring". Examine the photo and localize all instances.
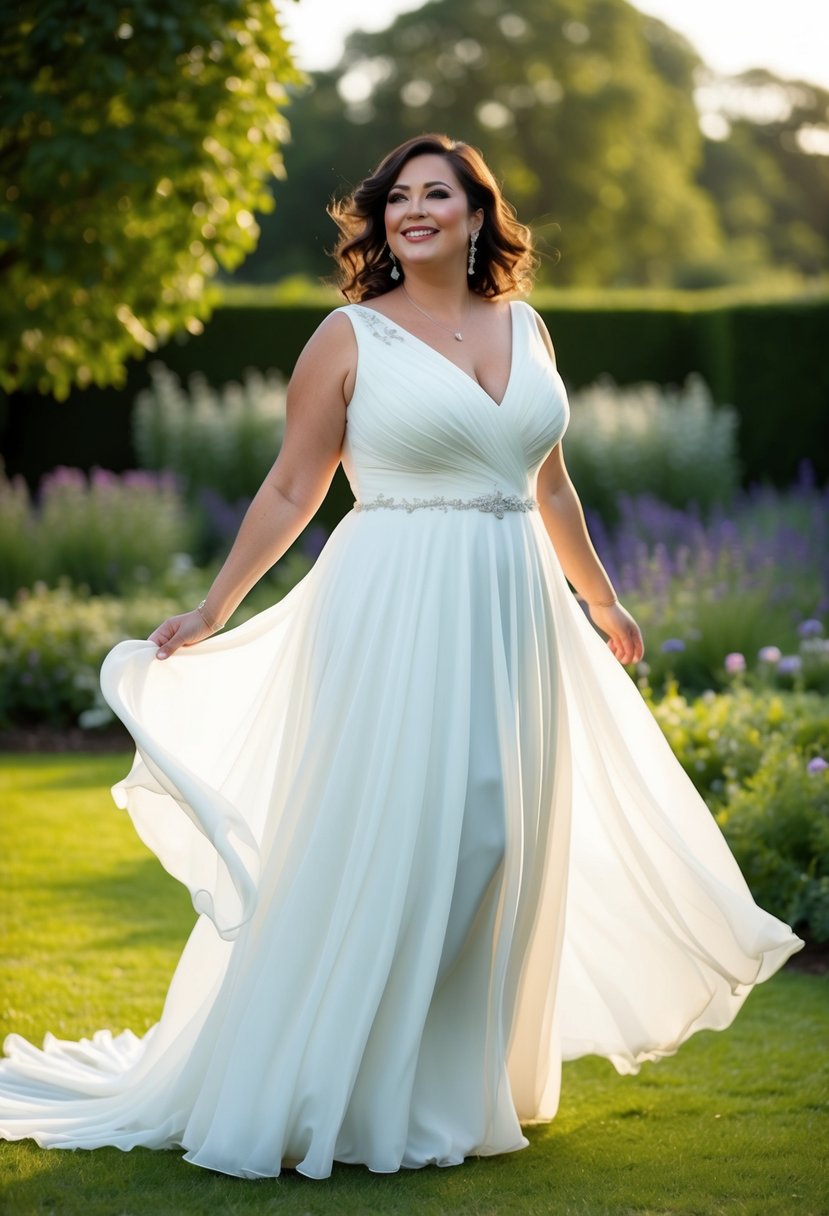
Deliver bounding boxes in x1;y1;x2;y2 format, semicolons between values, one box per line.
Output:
467;230;478;276
389;251;400;281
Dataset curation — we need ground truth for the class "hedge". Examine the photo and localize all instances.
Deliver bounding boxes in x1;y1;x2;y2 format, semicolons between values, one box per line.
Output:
1;286;826;489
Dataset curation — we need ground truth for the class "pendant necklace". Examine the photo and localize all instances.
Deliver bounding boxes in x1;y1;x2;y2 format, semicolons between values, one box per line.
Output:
401;285;471;342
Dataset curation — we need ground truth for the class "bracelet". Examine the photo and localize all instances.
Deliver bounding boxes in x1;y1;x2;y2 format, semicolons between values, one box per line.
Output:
196;599;225;632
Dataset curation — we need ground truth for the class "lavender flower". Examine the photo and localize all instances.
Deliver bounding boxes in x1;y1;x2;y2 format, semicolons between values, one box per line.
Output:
724;652;746;675
798;619;824;638
777;655;803;676
90;468;118;491
300;524;329;560
660;638;686;654
806;757;828;775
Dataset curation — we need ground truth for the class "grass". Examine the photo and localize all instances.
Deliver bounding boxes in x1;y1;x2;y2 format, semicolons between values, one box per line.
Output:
0;754;827;1216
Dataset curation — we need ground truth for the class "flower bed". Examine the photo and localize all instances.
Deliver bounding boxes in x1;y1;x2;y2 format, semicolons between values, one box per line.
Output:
0;465;193;598
588;463;829;692
647;682;829;942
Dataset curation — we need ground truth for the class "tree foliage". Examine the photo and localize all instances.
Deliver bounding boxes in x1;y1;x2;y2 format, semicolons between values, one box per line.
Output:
0;0;301;398
697;70;829;281
246;0;725;288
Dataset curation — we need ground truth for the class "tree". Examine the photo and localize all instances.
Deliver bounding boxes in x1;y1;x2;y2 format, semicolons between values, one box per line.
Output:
239;0;724;288
697;70;829;280
0;0;301;399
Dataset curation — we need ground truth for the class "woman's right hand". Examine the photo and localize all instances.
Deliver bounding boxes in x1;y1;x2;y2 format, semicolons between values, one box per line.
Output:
149;610;215;660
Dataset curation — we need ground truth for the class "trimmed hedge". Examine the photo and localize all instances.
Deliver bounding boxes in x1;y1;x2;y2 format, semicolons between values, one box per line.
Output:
1;288;826;489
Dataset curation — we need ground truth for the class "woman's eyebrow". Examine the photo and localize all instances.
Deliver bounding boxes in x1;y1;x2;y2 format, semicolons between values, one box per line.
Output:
390;180;454;190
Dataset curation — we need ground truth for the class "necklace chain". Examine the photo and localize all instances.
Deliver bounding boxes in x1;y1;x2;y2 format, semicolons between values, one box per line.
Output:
401;285;470;342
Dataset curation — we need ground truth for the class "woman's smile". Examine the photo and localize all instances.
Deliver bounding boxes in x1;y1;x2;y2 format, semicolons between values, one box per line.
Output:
402;227;439;242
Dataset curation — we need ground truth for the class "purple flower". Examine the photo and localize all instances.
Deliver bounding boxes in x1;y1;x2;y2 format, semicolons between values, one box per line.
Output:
198;489;250;545
724;652;746;674
777;655;803;676
758;646;782;664
300;524;329;560
90;467;118;490
798;619;824;638
660;638;686;654
807;757;829;775
39;466;86;497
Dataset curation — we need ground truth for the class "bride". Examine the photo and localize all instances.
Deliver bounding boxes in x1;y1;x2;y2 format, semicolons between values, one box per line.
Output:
0;133;803;1180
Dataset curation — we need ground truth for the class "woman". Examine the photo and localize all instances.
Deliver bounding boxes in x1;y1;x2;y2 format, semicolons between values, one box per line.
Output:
0;134;803;1179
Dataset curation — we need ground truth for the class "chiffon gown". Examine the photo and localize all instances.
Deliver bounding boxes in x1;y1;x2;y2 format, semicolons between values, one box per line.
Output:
0;300;804;1179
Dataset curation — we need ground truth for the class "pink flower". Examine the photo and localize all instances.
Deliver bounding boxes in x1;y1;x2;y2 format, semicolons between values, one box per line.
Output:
807;757;828;775
758;646;782;664
724;652;746;675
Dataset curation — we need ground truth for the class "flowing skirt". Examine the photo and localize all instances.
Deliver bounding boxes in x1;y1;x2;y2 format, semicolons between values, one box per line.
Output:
0;508;803;1177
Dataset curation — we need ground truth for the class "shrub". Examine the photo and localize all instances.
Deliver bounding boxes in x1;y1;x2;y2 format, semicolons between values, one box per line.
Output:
0;464;38;597
36;467;194;595
0;551;317;730
132;361;287;504
646;683;829;805
0;585;182;729
0;466;194;598
647;682;829;941
565;374;740;520
718;744;829;943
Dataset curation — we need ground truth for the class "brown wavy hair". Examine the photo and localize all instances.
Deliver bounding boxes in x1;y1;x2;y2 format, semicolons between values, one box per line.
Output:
328;134;537;301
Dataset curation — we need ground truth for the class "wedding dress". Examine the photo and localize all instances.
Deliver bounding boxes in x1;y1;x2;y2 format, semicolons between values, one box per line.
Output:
0;300;803;1178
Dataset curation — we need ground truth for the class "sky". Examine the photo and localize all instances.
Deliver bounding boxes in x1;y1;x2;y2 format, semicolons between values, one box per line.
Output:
278;0;829;91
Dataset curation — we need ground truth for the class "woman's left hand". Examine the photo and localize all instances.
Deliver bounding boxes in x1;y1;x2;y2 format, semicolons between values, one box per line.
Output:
586;601;644;666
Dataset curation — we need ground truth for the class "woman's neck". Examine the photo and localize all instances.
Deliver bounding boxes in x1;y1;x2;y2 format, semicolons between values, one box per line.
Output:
396;269;473;318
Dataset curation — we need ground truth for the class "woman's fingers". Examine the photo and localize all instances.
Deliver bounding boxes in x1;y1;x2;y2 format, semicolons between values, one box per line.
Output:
588;602;644;666
148;617;181;647
611;623;644;666
148;612;211;659
156;625;184;660
607;629;640;666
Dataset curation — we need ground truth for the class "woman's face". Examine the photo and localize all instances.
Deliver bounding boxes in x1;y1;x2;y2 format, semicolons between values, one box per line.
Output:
384;153;482;276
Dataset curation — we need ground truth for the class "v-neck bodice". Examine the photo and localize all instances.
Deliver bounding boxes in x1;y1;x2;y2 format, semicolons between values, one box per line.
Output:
338;299;570;506
352;302;516;409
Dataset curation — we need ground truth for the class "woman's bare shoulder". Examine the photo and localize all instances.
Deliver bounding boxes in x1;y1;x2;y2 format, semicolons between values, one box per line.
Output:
292;307;357;369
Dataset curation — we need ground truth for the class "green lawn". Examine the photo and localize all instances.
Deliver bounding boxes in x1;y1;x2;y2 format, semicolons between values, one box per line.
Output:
0;754;826;1216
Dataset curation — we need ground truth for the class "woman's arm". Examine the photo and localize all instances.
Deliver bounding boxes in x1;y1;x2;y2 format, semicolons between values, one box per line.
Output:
150;311;356;659
532;311;644;665
536;443;644;666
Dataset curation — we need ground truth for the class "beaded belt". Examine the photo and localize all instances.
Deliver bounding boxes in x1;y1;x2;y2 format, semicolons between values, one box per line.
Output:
354;489;537;519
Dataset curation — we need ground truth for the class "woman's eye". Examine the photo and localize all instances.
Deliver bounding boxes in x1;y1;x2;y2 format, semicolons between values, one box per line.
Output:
387;189;450;203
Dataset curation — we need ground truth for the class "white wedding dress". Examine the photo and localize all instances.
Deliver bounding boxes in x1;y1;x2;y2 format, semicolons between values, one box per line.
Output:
0;301;803;1178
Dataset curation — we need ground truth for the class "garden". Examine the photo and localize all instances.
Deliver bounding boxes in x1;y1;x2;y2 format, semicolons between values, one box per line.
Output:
2;357;827;951
2;354;828;1213
3;0;828;1209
